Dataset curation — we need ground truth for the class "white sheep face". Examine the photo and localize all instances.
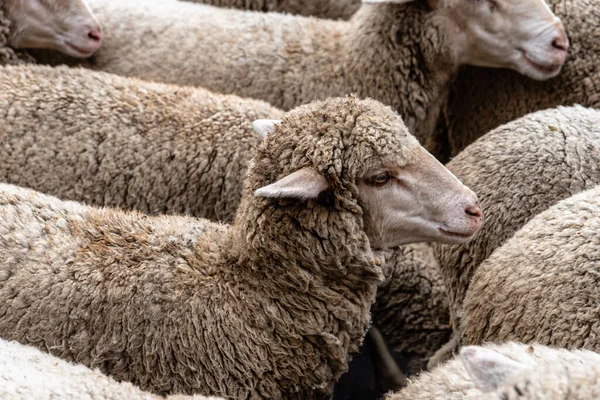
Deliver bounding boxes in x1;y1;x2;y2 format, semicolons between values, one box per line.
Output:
5;0;103;57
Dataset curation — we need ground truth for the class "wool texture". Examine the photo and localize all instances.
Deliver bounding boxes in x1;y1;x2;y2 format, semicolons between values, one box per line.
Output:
183;0;361;20
0;64;280;222
432;106;600;363
34;0;457;143
386;342;600;400
463;185;600;350
0;339;222;400
372;244;450;374
0;96;431;398
433;0;600;160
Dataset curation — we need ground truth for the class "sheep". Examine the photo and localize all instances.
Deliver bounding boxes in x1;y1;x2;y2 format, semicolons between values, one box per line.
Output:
35;0;568;143
372;243;450;374
385;342;600;400
0;0;102;65
433;0;599;160
181;0;361;20
0;64;448;376
462;185;600;352
0;339;223;400
0;96;483;398
430;106;600;366
0;64;281;223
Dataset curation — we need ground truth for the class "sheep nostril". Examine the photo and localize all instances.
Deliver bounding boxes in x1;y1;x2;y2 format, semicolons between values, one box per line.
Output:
465;204;482;219
87;29;103;43
552;38;569;53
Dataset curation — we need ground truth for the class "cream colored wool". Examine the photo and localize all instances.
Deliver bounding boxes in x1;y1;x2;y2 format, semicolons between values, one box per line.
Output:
432;106;600;363
435;0;600;159
0;97;439;398
463;185;600;351
386;342;600;400
183;0;360;19
0;339;222;400
0;64;280;222
35;0;459;143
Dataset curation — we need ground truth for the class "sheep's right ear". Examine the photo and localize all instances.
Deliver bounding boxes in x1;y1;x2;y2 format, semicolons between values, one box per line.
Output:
255;167;329;201
252;119;282;139
460;346;528;392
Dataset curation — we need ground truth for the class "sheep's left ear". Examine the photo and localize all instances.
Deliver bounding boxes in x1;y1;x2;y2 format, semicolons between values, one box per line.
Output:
252;119;282;138
460;346;528;392
255;167;329;200
361;0;439;8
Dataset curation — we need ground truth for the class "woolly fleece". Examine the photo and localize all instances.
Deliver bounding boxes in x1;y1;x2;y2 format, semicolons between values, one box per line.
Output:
0;97;429;398
0;64;281;222
463;185;600;350
0;339;222;400
435;0;600;159
386;342;600;400
184;0;361;20
433;106;600;356
372;244;450;374
37;0;458;143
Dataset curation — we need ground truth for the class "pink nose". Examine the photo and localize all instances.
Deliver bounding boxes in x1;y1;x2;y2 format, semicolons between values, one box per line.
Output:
87;27;103;44
465;202;482;220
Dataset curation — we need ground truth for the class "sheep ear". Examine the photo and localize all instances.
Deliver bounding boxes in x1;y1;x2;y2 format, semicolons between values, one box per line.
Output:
460;346;528;392
255;167;329;200
252;119;282;138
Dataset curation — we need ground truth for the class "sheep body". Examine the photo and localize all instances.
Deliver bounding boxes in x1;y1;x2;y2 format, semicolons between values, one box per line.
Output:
463;185;600;350
0;96;436;398
437;0;600;159
0;64;281;222
432;106;600;363
386;342;600;400
37;0;457;142
0;339;222;400
182;0;360;20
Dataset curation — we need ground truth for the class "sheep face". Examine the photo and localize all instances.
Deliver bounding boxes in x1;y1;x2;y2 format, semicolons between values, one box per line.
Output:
366;0;568;80
4;0;102;57
252;97;482;250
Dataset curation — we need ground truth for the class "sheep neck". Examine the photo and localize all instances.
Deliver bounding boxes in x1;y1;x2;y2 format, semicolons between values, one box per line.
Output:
0;1;33;65
337;3;456;143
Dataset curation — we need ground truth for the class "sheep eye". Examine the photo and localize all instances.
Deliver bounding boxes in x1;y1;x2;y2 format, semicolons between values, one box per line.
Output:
368;172;391;186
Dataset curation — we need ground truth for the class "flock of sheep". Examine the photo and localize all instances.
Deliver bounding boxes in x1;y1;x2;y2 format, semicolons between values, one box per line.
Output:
0;0;599;399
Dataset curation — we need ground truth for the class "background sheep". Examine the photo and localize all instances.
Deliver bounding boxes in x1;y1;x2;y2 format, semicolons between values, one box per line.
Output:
0;97;482;398
431;106;600;365
432;0;598;160
0;339;223;400
386;342;600;400
182;0;361;20
462;185;600;352
35;0;568;143
0;0;102;65
0;64;280;222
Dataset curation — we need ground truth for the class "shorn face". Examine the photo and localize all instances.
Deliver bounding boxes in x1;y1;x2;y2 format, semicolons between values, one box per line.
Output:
5;0;103;57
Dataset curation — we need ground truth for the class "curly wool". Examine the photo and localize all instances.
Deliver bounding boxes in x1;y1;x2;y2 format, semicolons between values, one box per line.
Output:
0;339;222;400
385;342;600;400
434;0;600;159
372;244;450;374
432;106;600;359
463;185;600;350
0;64;281;222
36;0;457;143
0;1;33;65
183;0;361;20
0;97;424;399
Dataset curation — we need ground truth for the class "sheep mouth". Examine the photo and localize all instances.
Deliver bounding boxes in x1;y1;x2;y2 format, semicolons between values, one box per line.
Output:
523;53;562;75
65;42;97;57
438;228;475;240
